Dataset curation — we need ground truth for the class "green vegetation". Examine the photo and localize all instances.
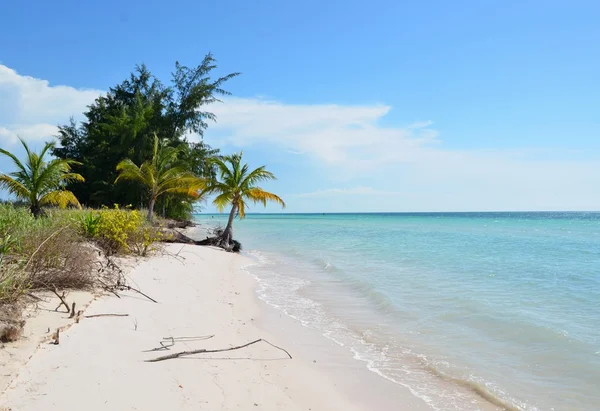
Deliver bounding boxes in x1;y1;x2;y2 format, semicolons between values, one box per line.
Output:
0;53;285;340
53;54;238;219
202;152;285;250
0;138;84;217
115;134;205;221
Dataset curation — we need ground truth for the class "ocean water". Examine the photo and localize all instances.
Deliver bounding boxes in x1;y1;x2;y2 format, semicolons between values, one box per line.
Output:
193;213;600;411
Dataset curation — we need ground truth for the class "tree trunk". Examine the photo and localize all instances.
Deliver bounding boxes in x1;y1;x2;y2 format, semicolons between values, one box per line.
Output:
221;203;237;246
30;201;41;218
147;197;156;222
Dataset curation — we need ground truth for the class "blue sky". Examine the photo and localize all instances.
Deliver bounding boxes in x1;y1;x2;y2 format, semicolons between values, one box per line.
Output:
1;0;599;212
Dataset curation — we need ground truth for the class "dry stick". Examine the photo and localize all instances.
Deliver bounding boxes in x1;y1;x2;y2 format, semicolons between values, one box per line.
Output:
143;337;175;352
51;287;70;313
25;292;44;302
97;279;121;299
69;302;76;318
84;313;129;318
119;285;158;303
164;335;214;341
143;335;215;352
146;338;292;363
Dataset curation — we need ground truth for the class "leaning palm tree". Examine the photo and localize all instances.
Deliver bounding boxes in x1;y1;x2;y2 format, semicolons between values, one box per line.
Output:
115;134;205;221
202;152;285;251
0;138;84;217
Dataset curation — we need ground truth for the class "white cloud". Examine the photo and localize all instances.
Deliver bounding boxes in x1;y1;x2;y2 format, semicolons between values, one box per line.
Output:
0;64;102;144
2;66;599;211
203;97;600;211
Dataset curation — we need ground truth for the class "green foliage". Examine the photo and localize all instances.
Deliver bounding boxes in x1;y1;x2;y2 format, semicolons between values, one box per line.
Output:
203;152;286;220
0;203;37;239
79;211;103;238
0;138;84;217
52;54;237;217
115;134;205;221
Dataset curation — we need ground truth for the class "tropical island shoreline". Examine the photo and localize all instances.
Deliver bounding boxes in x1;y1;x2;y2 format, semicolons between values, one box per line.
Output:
0;242;432;411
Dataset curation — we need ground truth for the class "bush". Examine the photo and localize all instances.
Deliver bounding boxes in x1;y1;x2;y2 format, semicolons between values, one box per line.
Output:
94;206;161;255
18;225;96;290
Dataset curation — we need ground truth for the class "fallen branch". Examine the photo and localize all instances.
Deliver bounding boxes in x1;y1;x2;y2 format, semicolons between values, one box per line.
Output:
97;279;121;299
84;313;129;318
146;338;292;362
118;285;158;304
143;335;215;352
51;287;70;313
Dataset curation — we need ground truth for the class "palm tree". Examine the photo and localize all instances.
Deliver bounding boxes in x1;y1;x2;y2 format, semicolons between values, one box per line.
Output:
115;134;205;221
203;152;285;250
0;138;84;217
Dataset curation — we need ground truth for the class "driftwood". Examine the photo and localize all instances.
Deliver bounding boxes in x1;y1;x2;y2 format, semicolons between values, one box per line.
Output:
117;285;158;303
143;335;215;352
146;338;292;362
52;287;70;313
95;254;158;303
84;313;129;318
164;220;196;229
159;228;241;253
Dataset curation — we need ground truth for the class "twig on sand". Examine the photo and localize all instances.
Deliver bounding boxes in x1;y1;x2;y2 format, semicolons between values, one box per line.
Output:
25;292;44;302
145;338;292;362
143;335;215;352
144;337;175;352
51;287;70;313
97;279;121;299
69;302;76;318
84;313;129;318
118;285;158;303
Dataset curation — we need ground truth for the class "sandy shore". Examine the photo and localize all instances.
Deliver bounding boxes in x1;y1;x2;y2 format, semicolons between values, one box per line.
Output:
0;244;431;410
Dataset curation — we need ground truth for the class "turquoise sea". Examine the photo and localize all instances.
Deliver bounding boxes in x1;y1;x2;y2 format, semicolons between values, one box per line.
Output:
193;212;600;411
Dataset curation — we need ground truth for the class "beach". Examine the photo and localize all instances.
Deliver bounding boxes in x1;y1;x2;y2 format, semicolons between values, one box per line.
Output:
0;243;428;411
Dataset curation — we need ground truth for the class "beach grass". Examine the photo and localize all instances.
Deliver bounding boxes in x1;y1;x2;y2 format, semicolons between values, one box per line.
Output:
0;203;165;342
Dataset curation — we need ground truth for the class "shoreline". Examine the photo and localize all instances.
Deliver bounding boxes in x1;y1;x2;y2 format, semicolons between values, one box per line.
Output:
1;244;422;410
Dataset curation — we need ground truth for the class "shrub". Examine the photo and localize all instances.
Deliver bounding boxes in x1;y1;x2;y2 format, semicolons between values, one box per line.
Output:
94;205;161;255
0;263;30;304
18;226;96;290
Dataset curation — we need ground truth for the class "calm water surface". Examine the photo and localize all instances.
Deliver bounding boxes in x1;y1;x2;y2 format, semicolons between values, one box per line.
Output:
194;212;600;411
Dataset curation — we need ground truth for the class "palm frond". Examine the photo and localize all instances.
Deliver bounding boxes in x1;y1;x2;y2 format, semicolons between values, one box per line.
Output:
213;192;234;213
115;159;147;185
0;174;31;199
245;188;286;208
39;190;82;209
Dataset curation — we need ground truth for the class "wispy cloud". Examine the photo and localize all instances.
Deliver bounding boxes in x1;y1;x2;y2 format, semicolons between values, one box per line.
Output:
293;186;402;198
202;97;600;210
408;120;433;129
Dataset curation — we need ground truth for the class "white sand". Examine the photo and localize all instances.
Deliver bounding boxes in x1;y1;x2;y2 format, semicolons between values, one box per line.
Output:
1;244;427;410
